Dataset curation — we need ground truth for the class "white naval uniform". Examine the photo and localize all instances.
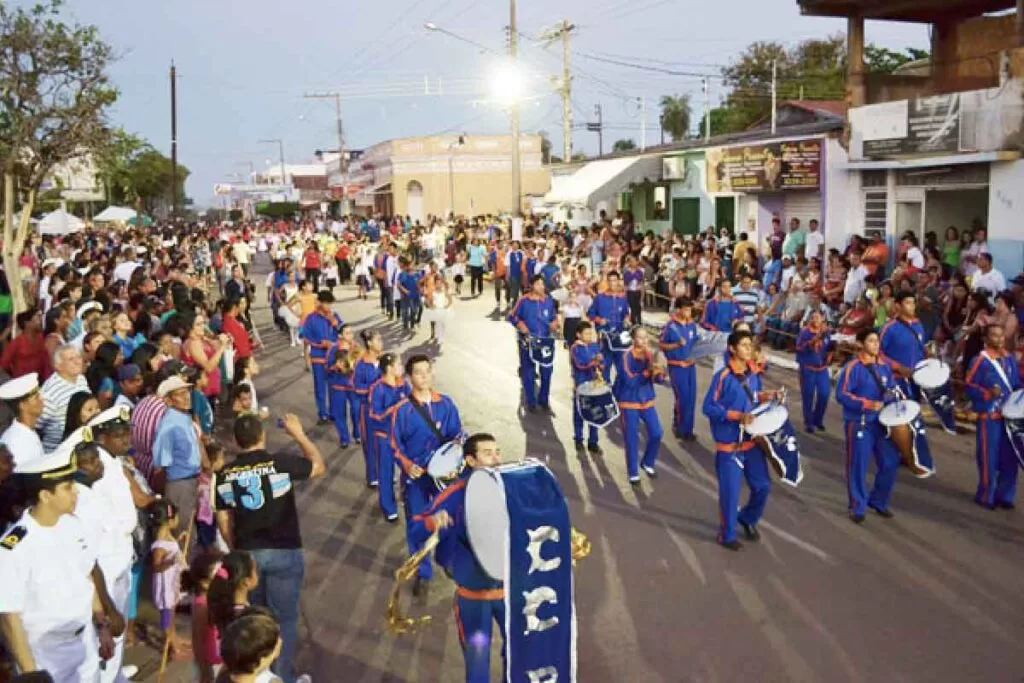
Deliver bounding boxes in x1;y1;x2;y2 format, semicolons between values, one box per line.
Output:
74;450;136;683
1;420;45;467
0;510;99;682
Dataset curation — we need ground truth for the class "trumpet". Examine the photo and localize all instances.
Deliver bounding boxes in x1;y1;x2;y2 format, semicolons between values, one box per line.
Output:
571;527;592;564
386;530;440;635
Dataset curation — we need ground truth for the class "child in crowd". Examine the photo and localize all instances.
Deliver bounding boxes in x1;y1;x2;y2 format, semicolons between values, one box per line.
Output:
149;500;187;660
208;551;259;636
234;356;262;416
451;252;466;296
189;552;226;683
353;257;370;300
322;261;339;294
562;290;584;349
214;611;284;683
196;442;226;550
231;383;255;418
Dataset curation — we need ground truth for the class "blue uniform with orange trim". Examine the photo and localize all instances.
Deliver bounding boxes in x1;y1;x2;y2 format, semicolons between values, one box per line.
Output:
369;378;411;518
353;357;382;483
570;341;604;447
613;348;665;480
410;470;506;682
300;310;343;420
795;324;835;431
964;348;1022;508
702;359;773;544
391;393;463;580
879;317;926;399
326;341;358;446
507;293;559;409
834;353;902;517
588;292;630;382
659;313;699;438
701;296;744;333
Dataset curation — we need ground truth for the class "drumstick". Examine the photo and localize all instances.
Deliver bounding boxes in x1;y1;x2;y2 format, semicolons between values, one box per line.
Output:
157;505;198;683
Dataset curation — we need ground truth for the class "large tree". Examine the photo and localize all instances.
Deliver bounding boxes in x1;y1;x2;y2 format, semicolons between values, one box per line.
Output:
123;149;189;215
659;94;692;141
612;138;636;152
0;0;117;313
94;128;150;206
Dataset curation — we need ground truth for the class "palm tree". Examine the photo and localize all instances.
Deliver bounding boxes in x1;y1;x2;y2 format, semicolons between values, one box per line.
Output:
659;94;692;142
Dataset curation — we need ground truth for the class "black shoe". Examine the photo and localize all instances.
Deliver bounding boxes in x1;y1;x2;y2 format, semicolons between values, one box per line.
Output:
574;441;586;455
998;502;1016;510
316;418;329;426
720;539;743;551
870;506;894;519
975;499;996;511
587;444;603;456
816;424;826;432
526;405;537;414
805;425;815;434
850;513;865;524
539;404;554;416
739;521;760;541
682;433;697;442
340;442;350;449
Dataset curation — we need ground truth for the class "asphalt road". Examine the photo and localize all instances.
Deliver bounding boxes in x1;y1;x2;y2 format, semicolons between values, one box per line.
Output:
155;259;1024;682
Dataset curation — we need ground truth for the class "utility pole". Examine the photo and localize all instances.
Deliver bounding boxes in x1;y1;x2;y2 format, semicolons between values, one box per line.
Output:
259;139;286;187
541;21;576;161
771;59;778;135
703;78;711;142
588;103;604;156
638;96;646;152
303;91;348;215
509;0;521;216
170;61;178;220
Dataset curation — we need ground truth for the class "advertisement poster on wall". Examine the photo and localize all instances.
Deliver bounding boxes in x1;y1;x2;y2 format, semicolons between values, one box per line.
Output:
863;94;960;157
706;139;822;193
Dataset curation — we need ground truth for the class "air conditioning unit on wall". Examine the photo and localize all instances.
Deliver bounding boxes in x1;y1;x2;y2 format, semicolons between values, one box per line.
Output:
662;157;689;183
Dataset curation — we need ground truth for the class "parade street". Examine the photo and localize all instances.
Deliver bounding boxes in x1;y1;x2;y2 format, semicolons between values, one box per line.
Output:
204;270;1024;682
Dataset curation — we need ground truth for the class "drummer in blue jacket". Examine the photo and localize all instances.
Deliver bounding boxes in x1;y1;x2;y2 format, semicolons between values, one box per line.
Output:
835;328;902;524
369;353;411;522
391;354;464;594
659;297;699;441
507;275;560;414
411;433;505;682
879;292;927;399
701;280;744;333
614;326;666;484
587;271;630;382
570;320;604;456
300;291;343;424
964;324;1022;510
702;330;783;550
795;310;835;433
327;324;358;448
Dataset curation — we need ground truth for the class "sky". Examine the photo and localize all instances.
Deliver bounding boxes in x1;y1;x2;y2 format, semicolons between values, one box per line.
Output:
58;0;929;206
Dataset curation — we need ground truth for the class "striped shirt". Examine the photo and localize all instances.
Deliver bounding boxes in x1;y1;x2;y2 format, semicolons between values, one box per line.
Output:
38;373;90;452
130;394;168;480
732;286;763;325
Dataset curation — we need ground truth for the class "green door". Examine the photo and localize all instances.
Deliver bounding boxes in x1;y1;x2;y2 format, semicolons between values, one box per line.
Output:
715;196;736;232
671;197;700;236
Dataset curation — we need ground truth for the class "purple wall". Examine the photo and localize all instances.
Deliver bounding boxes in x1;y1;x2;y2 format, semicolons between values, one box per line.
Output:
756;194;785;246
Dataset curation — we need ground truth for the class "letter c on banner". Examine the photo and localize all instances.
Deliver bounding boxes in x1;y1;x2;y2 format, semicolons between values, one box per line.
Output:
526;666;559;683
526;526;562;574
522;586;559;634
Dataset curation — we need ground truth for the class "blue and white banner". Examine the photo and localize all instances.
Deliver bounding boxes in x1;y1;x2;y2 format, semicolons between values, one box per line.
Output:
504;465;576;683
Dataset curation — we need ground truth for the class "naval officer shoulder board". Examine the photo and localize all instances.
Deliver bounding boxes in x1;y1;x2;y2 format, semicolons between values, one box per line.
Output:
1;525;27;550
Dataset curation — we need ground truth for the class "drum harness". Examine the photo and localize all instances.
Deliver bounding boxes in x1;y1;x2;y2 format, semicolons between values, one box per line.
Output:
980;351;1014;414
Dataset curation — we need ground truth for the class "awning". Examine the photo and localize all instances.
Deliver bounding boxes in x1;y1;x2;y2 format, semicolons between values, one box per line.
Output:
543;155;662;208
356;181;391;206
840;150;1020;171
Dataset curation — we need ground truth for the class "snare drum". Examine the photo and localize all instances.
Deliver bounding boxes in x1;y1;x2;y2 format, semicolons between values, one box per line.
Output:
426;441;464;486
746;403;804;487
576;380;619;428
745;402;788;437
912;358;951;390
1001;388;1024;420
603;329;632;352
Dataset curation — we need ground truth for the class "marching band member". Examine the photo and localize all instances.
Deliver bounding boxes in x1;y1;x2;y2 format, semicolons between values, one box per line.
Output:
354;331;384;486
702;330;781;550
614;326;666;484
0;441;116;680
795;310;835;433
879;292;926;399
411;433;504;683
701;280;744;333
327;324;359;449
964;324;1022;510
659;297;699;441
300;291;344;425
368;353;411;522
587;270;630;383
835;329;902;524
570;321;604;456
504;240;525;305
391;355;464;596
507;275;560;414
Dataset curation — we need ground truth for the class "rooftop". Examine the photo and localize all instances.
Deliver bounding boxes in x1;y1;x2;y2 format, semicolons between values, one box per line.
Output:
797;0;1015;23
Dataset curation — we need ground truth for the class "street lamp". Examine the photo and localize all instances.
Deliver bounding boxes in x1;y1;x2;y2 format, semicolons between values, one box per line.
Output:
258;139;286;187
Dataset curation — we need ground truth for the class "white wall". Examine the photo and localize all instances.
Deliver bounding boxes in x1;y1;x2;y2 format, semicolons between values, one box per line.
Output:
669;158;715;228
988;160;1024;276
823;138;859;255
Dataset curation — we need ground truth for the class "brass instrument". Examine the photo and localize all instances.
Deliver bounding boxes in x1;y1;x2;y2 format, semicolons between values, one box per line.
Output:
570;527;592;564
386;529;440;634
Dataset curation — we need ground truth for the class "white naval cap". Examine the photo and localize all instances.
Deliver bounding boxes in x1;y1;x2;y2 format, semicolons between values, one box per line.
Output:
76;301;103;319
41;257;65;270
0;373;39;401
88;406;132;432
14;430;86;478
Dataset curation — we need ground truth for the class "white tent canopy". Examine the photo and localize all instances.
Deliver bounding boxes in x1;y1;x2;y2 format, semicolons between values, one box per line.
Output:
542;155;662;209
93;205;137;222
38;209;85;236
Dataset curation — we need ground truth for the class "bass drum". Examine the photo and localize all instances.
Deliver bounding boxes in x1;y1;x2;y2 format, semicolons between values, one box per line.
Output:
879;400;934;478
575;380;619;428
426;441;464;487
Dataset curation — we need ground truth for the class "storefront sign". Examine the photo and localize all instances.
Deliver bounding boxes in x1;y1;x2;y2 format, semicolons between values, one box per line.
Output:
863;94;960;158
706;139;822;193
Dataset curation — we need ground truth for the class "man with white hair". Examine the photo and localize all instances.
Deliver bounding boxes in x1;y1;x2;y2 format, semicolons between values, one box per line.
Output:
37;344;91;451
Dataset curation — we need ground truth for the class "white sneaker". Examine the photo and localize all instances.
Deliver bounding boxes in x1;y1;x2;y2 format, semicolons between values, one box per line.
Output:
121;665;139;680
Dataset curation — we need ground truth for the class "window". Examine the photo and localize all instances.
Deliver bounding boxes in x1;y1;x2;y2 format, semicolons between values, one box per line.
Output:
648;183;669;220
863;191;887;240
861;170;887;188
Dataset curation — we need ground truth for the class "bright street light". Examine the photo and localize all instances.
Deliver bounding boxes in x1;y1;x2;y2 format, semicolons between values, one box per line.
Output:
491;60;524;105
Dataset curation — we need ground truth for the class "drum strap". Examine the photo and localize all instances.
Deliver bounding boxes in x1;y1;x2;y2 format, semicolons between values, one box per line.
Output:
735;371;757;405
865;363;889;397
409;398;448;445
981;351;1013;395
897;319;926;356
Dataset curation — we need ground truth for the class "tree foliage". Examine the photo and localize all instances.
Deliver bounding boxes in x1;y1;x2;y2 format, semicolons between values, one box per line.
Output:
659;94;692;141
125;149;190;214
93;128;149;205
612;138;637;152
864;45;930;74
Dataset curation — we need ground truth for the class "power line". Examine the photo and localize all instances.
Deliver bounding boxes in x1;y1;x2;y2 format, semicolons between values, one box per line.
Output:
576;51;720;78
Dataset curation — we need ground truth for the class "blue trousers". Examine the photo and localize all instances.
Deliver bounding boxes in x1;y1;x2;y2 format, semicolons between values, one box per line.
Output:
621;407;663;479
600;338;624;383
311;361;329;420
360;403;377;485
349;395;366;442
250;548;304;683
799;367;830;429
401;298;422;329
402;476;436;580
668;364;696;437
976;418;1018;507
844;420;900;516
455;594;507;683
572;391;599;447
715;446;772;544
375;432;399;517
518;348;552;408
329;388;356;446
